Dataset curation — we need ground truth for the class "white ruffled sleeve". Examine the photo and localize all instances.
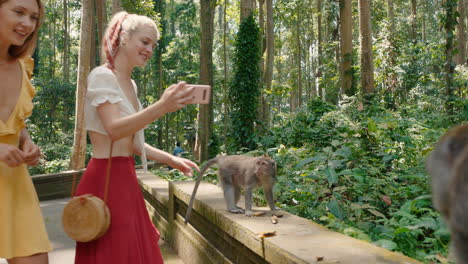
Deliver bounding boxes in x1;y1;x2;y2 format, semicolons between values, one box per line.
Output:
86;67;123;107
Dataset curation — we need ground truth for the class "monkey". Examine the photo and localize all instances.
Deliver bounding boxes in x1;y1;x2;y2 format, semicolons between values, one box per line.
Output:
185;155;278;224
426;124;468;263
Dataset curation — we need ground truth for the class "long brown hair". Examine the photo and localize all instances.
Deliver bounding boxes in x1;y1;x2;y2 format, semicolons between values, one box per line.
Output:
0;0;45;59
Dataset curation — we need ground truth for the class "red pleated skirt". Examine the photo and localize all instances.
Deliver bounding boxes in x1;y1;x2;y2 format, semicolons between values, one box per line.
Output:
74;157;164;264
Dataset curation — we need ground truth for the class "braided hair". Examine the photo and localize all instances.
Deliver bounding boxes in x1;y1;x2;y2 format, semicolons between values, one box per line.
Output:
101;11;160;71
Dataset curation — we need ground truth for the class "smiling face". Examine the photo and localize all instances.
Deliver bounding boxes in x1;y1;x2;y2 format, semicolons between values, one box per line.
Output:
120;25;158;68
0;0;39;49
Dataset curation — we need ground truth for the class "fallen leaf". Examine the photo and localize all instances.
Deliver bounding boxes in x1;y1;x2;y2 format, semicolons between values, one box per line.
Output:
253;211;266;217
382;195;392;206
272;213;284;218
256;230;276;238
316;256;324;261
357;102;364;111
271;215;278;224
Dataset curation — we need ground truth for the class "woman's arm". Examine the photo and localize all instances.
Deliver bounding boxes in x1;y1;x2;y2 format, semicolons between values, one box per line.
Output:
19;128;41;166
97;82;194;141
134;143;200;176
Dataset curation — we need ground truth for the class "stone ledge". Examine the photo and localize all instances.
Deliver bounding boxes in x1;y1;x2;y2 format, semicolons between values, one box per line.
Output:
136;169;422;264
32;170;84;201
32;162;160;201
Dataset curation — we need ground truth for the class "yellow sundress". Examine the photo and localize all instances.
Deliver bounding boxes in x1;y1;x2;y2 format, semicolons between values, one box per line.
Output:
0;58;52;259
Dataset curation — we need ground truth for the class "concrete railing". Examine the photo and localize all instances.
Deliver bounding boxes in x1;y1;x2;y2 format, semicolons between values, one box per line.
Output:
31;162;157;201
32;170;85;201
136;170;422;264
32;168;423;263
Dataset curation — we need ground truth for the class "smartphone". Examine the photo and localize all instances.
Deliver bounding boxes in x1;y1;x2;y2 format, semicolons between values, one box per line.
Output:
186;84;211;104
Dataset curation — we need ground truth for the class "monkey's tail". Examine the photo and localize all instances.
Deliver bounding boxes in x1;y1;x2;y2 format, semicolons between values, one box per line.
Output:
184;157;219;224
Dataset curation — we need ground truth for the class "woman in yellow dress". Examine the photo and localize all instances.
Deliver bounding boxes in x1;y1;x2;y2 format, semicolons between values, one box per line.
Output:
0;0;52;263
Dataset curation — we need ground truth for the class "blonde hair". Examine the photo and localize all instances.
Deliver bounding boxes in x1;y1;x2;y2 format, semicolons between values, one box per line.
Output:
102;11;160;70
0;0;44;59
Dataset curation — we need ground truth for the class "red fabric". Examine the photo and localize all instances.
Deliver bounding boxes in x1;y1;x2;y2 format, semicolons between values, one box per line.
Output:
74;157;163;264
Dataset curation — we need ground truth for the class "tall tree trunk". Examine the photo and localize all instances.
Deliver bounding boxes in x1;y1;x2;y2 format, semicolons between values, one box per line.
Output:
259;0;266;57
257;0;266;129
308;0;316;99
290;69;297;112
296;6;303;107
276;44;283;112
316;0;323;99
223;0;229;147
52;9;56;77
95;0;107;64
456;0;467;65
358;0;375;94
62;0;69;83
444;0;458;116
112;0;122;15
422;1;426;42
263;0;274;127
411;0;417;43
386;0;397;94
154;0;166;150
388;0;395;33
47;22;51;76
339;0;353;96
70;0;93;170
169;0;176;36
90;1;97;69
241;0;255;20
334;12;341;102
62;0;70;83
196;0;216;162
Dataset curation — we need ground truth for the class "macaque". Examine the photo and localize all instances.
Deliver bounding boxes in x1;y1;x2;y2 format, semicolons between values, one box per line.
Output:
426;124;468;263
185;155;278;224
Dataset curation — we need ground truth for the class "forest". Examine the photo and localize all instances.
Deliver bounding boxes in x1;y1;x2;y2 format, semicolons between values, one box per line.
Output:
27;0;467;262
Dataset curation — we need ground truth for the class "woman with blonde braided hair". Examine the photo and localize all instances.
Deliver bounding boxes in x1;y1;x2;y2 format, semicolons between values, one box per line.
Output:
74;11;199;263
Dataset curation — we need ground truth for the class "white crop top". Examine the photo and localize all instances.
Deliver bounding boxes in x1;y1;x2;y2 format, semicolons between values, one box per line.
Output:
84;65;147;170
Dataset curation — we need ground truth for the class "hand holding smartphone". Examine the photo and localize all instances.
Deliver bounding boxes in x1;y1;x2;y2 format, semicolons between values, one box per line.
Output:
186;84;211;104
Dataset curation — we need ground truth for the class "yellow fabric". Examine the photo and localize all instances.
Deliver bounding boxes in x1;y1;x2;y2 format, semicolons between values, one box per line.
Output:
0;58;52;259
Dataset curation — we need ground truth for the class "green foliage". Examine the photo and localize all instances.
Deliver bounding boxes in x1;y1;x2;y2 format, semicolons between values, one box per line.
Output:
29;141;74;175
266;99;337;147
162;0;200;83
29;77;76;142
266;97;455;262
122;0;159;18
228;15;261;151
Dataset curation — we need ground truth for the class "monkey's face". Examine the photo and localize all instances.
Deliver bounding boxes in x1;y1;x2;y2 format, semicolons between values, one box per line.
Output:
256;157;277;181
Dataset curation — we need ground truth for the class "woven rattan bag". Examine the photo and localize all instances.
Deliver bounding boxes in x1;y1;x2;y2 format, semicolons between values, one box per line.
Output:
62;144;113;242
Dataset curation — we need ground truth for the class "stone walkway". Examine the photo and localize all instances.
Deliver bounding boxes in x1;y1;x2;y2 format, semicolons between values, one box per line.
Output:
0;198;182;264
